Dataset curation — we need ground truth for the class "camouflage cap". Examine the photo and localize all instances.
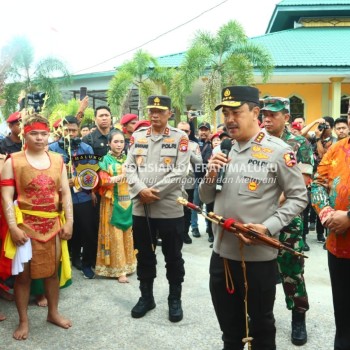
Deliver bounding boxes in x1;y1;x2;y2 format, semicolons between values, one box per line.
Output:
261;97;290;113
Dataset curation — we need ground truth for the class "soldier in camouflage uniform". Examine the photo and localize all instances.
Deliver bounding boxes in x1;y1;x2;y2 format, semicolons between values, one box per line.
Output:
262;97;314;346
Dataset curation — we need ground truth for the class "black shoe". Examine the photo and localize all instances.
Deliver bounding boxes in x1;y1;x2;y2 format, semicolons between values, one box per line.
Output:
309;223;316;231
156;238;162;246
303;241;310;252
72;257;82;271
183;233;192;244
168;299;183;322
323;243;327;250
291;311;307;346
317;234;325;243
209;243;213;248
192;228;201;238
131;297;156;318
81;266;95;279
208;235;214;243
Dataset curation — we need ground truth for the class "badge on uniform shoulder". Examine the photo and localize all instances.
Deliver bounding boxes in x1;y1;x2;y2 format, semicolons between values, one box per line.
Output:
179;136;188;152
72;154;102;190
254;132;265;143
283;151;297;167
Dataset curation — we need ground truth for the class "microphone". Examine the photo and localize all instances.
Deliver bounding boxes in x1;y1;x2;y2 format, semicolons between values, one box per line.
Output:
216;139;233;193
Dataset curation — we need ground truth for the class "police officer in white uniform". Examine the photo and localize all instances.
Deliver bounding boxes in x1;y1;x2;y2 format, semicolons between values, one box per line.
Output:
199;86;308;350
126;95;190;323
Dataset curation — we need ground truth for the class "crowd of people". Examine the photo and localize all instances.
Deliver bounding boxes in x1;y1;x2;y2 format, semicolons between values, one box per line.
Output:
0;87;350;350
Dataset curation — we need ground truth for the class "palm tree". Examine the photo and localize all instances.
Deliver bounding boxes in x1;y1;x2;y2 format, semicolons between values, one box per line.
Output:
0;36;71;118
171;20;274;127
107;49;174;118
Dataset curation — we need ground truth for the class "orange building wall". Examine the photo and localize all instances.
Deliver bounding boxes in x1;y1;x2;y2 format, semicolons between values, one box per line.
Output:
257;83;350;123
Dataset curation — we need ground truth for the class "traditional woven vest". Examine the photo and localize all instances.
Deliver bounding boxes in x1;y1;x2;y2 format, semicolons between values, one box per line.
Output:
12;151;63;242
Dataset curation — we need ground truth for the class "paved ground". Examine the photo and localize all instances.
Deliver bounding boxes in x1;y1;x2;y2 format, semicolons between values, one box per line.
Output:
0;218;334;350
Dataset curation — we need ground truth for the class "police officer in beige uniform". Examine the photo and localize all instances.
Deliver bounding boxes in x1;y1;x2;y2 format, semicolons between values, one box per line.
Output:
199;86;308;350
126;95;190;323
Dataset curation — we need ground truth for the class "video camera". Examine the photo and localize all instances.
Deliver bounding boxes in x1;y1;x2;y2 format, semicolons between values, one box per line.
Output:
186;110;202;117
19;92;46;112
58;137;82;156
318;122;331;131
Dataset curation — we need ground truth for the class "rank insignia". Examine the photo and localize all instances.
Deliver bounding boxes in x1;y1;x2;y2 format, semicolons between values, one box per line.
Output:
284;151;297;167
254;132;265;143
179;136;189;152
163;138;175;143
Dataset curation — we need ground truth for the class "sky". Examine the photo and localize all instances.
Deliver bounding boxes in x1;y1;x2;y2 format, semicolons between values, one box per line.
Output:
0;0;279;74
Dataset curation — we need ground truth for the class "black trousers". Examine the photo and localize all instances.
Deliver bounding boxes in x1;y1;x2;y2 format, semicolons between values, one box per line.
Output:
133;215;185;284
328;251;350;350
70;200;98;267
210;252;276;350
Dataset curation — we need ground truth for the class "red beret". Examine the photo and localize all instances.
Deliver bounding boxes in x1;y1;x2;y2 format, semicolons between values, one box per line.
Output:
120;114;138;125
53;119;62;129
291;121;302;131
210;132;221;141
7;112;21;123
134;120;151;132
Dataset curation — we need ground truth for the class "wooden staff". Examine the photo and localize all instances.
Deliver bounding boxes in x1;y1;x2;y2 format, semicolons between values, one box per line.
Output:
177;197;307;258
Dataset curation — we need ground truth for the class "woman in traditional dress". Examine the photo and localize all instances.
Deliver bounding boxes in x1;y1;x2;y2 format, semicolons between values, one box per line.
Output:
95;130;136;283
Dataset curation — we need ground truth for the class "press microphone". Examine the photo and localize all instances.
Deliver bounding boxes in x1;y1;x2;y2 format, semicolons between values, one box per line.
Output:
216;139;233;193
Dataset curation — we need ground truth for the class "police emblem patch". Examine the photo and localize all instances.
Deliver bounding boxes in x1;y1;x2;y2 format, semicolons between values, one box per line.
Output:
72;154;102;191
179;136;188;152
284;152;297;167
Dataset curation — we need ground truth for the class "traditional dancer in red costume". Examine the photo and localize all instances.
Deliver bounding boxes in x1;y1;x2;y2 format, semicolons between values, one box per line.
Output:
1;114;73;340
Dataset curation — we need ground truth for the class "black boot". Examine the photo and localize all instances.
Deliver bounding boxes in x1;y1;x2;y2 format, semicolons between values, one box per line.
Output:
168;284;183;322
131;280;156;318
302;235;310;252
291;310;307;346
183;232;192;244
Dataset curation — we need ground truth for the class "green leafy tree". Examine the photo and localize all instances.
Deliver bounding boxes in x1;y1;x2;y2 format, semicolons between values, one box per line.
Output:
50;99;94;128
108;50;174;118
171;20;274;127
0;36;71;118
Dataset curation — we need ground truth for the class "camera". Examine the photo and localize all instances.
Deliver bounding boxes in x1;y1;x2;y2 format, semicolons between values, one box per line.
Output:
318;122;330;131
20;92;46;112
186;110;202;117
58;137;82;154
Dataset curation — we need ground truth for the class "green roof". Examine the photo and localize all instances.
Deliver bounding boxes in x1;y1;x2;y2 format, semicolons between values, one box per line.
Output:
252;27;350;67
268;0;350;32
279;0;350;5
156;52;186;67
